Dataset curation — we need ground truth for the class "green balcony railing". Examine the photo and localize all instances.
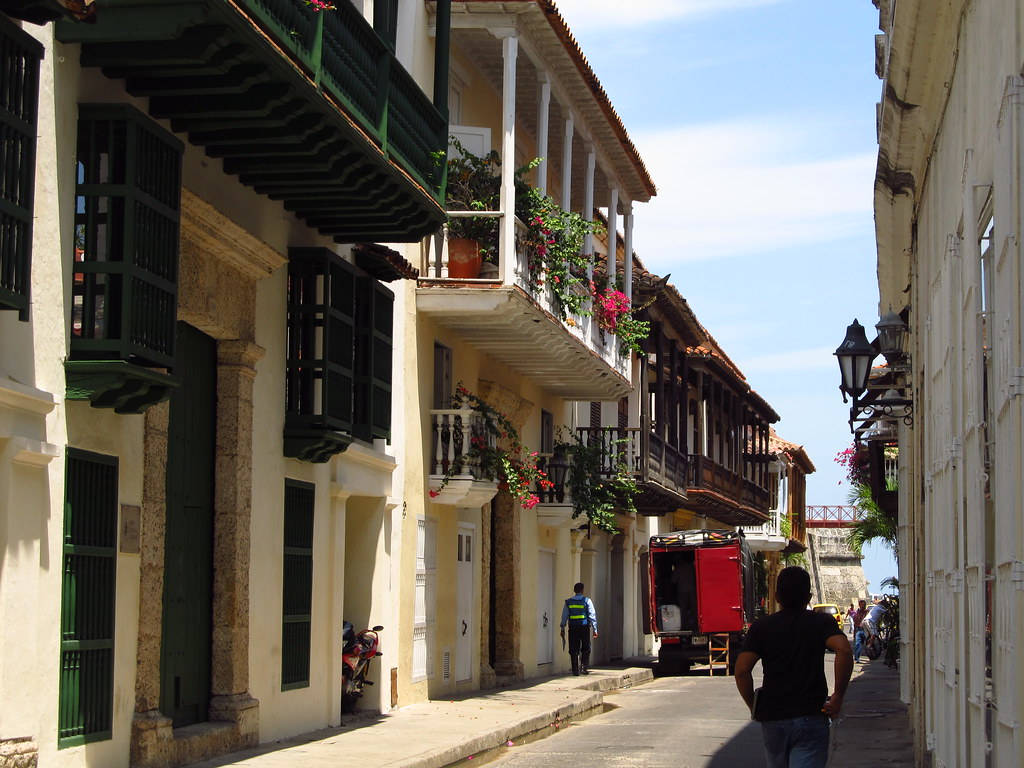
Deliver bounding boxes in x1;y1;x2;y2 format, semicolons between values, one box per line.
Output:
235;0;446;198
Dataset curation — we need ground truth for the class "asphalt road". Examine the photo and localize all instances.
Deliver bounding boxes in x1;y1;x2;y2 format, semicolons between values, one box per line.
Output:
483;661;840;768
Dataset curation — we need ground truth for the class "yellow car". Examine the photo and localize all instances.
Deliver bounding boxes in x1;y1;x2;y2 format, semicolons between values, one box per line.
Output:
812;603;844;628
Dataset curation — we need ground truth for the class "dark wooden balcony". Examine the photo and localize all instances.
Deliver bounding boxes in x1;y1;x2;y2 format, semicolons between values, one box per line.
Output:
576;427;688;516
57;0;446;242
685;454;770;526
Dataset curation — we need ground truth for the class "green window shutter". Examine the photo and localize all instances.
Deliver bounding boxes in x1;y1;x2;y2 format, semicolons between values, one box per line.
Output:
0;16;42;321
353;277;393;442
59;449;118;747
373;0;399;51
71;104;183;369
281;480;314;690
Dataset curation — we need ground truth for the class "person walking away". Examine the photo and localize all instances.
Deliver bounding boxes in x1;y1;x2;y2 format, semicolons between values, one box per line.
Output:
851;599;868;662
559;582;598;676
734;566;853;768
861;598;886;659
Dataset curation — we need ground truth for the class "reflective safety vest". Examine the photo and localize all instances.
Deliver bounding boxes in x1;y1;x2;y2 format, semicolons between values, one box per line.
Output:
566;597;589;627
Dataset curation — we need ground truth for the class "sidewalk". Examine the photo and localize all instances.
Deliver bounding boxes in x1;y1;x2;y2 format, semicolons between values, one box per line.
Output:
186;663;653;768
828;659;914;767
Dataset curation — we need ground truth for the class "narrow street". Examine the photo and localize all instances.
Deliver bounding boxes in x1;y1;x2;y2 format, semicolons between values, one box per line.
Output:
476;665;771;768
479;660;845;768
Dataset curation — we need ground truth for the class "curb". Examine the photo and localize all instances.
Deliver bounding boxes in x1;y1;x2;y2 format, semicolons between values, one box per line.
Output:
401;668;653;768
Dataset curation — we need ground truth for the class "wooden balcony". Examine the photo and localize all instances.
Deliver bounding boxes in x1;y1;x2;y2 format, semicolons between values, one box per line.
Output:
56;0;446;242
685;454;770;526
575;427;688;516
416;227;630;400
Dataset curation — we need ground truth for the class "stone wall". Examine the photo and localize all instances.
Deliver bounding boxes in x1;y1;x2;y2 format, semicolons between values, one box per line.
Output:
805;528;868;606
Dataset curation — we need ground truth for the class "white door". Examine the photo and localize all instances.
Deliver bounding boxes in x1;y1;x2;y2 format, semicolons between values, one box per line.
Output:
456;525;475;682
537;550;555;665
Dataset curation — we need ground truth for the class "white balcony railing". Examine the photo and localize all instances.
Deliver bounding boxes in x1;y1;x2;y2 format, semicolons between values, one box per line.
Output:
424;218;625;378
430;407;497;481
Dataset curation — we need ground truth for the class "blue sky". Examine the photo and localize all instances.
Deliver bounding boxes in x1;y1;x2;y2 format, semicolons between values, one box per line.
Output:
556;0;896;590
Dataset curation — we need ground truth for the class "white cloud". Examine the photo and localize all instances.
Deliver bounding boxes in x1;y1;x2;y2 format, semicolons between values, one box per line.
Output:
629;117;876;268
738;346;837;374
556;0;785;29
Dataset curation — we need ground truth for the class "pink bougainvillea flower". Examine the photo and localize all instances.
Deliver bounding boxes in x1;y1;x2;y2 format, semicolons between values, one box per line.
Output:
429;490;439;498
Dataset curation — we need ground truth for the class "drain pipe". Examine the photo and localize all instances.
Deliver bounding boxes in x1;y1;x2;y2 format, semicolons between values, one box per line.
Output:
433;0;451;121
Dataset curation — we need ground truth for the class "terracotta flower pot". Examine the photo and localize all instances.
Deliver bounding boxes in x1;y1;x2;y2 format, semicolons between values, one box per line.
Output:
448;238;482;279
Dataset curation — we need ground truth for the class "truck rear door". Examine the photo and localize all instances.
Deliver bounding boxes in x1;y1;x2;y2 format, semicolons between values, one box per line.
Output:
695;543;743;633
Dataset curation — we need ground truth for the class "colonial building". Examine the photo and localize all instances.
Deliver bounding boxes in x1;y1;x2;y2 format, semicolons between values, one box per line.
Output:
1;1;450;765
872;0;1024;765
411;0;655;694
741;429;813;611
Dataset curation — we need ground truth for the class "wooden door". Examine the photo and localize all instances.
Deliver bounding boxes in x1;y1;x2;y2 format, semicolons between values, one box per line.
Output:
161;323;216;726
456;525;474;682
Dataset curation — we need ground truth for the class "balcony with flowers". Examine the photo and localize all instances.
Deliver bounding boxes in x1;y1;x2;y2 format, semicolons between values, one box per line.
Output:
417;1;655;401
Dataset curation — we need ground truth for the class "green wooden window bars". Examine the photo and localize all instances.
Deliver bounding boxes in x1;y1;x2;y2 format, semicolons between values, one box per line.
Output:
0;16;42;320
71;104;183;369
58;449;118;747
282;480;315;690
285;248;393;462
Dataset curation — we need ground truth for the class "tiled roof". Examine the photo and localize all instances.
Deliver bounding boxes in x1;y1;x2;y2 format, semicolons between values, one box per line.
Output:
769;427;816;473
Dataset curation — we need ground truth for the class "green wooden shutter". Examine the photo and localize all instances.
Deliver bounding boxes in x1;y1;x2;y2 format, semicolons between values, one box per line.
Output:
286;248;357;454
281;480;314;690
353;277;393;441
0;16;42;320
59;449;118;747
71;104;183;369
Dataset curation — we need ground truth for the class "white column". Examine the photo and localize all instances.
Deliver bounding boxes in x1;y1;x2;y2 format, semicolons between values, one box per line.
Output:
536;74;551;195
623;201;634;301
583;146;596;277
561;115;574;211
607;186;619;286
499;34;519;285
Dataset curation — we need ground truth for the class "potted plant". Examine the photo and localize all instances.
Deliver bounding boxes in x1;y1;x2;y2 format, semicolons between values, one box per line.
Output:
445;139;501;279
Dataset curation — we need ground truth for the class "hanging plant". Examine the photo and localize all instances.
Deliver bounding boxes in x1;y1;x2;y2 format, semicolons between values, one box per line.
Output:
555;431;640;533
590;282;651;356
430;383;552;509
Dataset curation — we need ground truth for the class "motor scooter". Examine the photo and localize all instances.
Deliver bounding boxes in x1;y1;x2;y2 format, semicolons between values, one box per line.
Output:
342;621;383;713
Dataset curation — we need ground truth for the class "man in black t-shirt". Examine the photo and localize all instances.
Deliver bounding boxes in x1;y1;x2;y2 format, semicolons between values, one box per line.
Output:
734;567;853;768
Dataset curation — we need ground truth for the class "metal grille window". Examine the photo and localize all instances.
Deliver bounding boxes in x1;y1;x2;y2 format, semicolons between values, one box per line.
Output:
59;449;118;747
0;17;42;320
286;248;394;461
282;480;315;690
72;104;183;368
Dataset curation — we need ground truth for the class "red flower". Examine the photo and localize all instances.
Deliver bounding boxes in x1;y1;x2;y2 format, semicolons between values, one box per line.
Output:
429;490;439;498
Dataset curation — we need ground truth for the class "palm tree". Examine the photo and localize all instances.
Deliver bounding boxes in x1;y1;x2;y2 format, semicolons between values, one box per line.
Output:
845;481;898;557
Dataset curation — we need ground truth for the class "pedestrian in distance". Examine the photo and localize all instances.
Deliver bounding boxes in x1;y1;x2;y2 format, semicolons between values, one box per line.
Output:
851;599;868;662
559;582;598;676
734;566;853;768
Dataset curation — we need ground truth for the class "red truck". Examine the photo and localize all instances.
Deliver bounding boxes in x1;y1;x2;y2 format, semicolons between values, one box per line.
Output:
646;529;757;673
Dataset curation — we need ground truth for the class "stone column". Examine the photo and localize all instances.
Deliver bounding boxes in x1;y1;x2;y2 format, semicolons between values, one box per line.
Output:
207;339;263;735
131;401;174;765
479;498;496;688
491;488;523;679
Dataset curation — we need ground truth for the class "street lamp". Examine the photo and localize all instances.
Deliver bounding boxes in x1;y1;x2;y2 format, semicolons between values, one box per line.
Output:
875;310;909;365
834;319;877;401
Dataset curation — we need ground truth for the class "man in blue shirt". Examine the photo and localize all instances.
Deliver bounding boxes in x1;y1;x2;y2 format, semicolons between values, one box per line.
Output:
559;582;598;676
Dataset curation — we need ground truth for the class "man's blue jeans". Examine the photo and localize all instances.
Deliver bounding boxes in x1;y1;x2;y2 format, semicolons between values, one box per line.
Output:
854;628;866;661
760;715;830;768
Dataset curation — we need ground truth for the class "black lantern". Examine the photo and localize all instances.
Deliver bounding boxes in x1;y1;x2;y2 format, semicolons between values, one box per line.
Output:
875;310;909;365
834;319;877;400
546;446;570;504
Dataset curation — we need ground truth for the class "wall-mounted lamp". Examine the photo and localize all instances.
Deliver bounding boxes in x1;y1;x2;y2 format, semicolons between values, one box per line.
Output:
834;310;913;440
